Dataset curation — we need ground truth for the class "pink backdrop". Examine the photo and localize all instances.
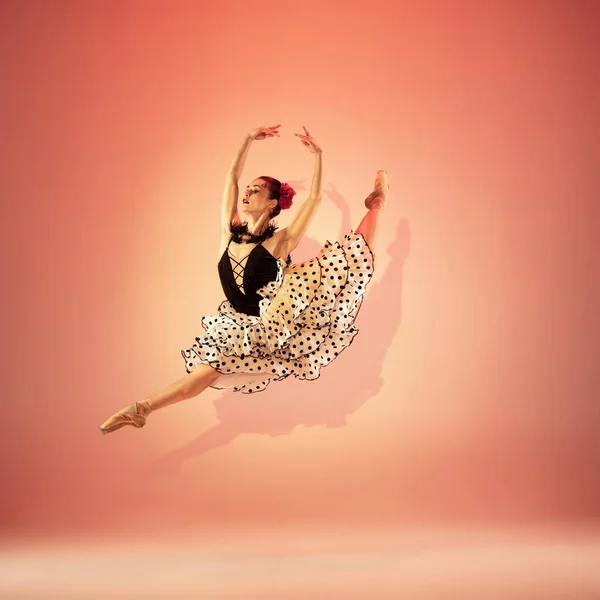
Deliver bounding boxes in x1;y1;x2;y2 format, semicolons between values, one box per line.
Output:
2;0;598;550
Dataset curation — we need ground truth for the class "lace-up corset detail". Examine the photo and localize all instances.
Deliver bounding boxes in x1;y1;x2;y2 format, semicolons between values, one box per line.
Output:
217;240;280;316
227;248;251;293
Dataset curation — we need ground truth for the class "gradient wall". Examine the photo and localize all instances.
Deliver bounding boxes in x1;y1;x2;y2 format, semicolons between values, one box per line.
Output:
2;0;598;537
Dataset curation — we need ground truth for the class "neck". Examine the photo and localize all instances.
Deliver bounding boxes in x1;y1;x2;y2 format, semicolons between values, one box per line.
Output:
245;213;271;236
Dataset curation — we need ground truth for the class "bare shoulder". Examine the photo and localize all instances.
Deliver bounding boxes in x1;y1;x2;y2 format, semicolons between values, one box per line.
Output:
263;227;291;260
218;229;231;256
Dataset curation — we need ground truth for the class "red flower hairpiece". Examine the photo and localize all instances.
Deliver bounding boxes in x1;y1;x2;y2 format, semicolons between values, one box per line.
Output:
279;182;296;210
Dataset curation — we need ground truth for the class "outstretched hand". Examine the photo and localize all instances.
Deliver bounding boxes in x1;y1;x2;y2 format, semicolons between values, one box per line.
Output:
248;124;281;140
294;126;322;154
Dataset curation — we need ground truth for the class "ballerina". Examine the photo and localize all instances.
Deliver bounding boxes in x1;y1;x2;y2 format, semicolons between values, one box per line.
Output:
100;124;389;434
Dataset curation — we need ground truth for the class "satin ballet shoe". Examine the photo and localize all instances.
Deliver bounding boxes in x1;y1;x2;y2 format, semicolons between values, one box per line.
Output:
99;401;152;435
365;170;389;210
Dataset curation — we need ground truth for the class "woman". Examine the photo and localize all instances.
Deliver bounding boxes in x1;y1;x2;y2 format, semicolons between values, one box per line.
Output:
100;124;389;434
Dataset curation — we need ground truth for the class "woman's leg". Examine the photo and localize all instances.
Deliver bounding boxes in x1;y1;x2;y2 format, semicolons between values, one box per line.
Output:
356;170;388;254
99;364;221;434
144;364;221;410
356;206;384;254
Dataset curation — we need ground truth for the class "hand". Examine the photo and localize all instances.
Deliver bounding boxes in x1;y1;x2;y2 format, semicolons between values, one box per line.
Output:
248;124;281;140
294;126;322;154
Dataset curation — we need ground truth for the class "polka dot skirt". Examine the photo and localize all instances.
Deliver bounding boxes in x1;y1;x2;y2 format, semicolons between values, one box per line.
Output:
181;231;375;394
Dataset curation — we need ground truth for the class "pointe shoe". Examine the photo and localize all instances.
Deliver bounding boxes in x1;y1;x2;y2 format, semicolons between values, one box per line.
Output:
99;401;152;435
365;170;389;210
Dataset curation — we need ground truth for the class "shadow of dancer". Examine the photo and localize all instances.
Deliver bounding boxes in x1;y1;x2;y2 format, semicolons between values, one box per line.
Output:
149;192;411;476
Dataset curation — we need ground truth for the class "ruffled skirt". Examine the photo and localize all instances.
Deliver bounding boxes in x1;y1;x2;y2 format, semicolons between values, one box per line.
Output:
181;231;374;393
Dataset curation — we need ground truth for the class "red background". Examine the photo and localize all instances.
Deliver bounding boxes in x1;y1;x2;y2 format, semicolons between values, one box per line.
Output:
1;2;598;595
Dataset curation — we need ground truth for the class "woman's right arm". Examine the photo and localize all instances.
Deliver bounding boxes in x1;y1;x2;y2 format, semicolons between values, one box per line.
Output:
221;133;254;234
221;125;281;236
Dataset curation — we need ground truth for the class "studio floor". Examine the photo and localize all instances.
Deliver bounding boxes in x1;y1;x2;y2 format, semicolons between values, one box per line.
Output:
0;524;595;599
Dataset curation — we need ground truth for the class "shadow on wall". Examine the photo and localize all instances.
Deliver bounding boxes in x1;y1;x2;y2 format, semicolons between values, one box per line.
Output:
149;186;411;476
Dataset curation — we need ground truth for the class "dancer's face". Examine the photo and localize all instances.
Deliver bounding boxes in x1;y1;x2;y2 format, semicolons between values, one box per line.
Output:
240;179;278;218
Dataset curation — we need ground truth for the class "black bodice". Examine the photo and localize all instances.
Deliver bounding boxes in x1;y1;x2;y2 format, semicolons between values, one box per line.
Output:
218;242;279;316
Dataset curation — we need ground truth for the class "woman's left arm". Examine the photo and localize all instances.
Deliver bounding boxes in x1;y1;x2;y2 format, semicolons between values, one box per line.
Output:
284;128;323;251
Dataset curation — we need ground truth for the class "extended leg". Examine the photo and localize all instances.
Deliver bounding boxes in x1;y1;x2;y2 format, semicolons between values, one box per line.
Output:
99;364;221;435
145;363;221;410
356;170;388;255
356;206;383;254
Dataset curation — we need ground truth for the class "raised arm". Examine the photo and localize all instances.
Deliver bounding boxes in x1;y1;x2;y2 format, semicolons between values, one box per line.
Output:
221;134;252;234
284;128;323;252
221;125;281;236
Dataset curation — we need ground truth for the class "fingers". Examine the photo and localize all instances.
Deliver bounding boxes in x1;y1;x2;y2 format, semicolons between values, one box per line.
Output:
295;126;312;141
260;124;314;138
296;136;314;147
265;125;316;149
294;129;319;152
265;124;281;137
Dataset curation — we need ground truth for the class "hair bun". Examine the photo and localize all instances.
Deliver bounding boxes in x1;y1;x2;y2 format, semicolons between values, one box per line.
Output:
279;182;296;210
